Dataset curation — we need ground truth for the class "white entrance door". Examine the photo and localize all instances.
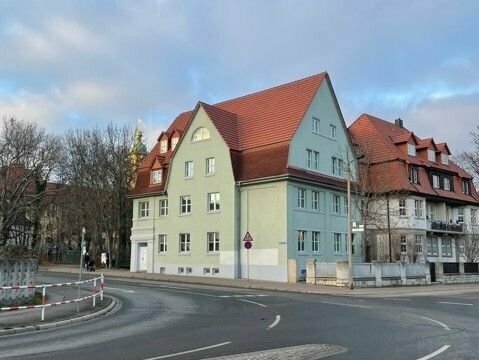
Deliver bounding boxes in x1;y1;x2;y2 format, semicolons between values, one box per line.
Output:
138;245;148;271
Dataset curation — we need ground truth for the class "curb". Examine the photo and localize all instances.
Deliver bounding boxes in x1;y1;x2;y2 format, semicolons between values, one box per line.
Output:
0;296;117;336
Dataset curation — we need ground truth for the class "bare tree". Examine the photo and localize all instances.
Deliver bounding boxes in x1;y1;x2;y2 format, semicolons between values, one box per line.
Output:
0;117;61;250
458;125;479;186
456;231;479;263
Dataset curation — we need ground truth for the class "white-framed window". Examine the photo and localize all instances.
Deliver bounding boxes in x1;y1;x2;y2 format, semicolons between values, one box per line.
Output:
444;177;451;191
344;197;348;215
432;175;440;188
151;169;162;184
192;127;210;142
312;231;320;253
203;267;211;275
333;233;341;254
158;234;167;253
160;139;168;153
441;238;453;257
179;233;190;253
171;137;179;150
400;235;407;254
208;192;220;212
462;180;470;194
297;188;306;209
407;143;416;156
178;267;184;274
427;237;438;256
441;153;449;165
409;166;418;184
457;208;464;223
159;199;168;216
414;199;424;218
331;157;337;175
297;230;306;253
212;268;219;275
180;196;191;215
399;199;406;216
138;201;149;218
330;124;336;139
312;117;320;133
471;209;478;225
427;149;435;162
207;232;220;252
185;161;194;178
307;149;320;170
312;191;319;211
206;157;215;175
332;195;341;214
415;234;423;253
186;267;192;274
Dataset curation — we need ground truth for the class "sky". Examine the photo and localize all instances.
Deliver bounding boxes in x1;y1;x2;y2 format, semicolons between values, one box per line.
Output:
0;0;478;155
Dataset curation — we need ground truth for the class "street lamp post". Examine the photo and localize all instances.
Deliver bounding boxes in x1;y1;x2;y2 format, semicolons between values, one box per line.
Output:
77;227;86;313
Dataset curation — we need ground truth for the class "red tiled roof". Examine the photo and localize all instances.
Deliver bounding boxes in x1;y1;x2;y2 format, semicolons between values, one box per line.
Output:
200;102;240;150
348;114;479;204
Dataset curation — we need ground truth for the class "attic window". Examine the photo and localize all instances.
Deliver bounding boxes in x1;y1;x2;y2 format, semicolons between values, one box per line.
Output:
427;150;435;162
151;169;162;184
171;137;179;150
441;153;449;165
407;143;416;156
160;139;168;153
192;127;210;142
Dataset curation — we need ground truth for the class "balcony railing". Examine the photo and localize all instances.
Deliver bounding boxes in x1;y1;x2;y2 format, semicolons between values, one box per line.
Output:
428;220;463;233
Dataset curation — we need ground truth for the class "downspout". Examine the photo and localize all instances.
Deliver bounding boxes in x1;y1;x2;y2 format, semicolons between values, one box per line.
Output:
387;193;392;262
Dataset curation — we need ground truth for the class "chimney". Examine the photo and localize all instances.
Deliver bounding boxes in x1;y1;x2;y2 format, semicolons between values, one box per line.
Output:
395;118;403;128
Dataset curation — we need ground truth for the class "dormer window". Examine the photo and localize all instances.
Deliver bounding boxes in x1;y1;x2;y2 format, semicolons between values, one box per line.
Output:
171;137;179;150
427;149;435;162
408;166;418;184
407;143;416;156
441;153;449;165
432;174;440;188
192;127;210;142
462;180;470;194
160;139;168;153
151;169;162;184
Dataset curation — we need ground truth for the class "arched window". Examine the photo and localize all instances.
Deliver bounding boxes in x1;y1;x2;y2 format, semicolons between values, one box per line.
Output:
192;127;210;142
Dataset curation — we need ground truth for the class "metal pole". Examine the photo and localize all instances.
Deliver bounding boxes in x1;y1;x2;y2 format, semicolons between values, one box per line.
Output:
348;173;354;290
247;249;250;280
93;278;96;307
77;227;86;313
100;274;104;301
41;286;46;321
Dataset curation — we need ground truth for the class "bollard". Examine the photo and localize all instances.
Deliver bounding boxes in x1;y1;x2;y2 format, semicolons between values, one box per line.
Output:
93;278;97;307
41;286;46;321
100;274;104;301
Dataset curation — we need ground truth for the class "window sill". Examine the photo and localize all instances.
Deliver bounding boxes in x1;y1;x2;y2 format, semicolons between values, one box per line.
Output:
184;176;193;180
205;173;215;177
179;253;191;256
207;210;221;214
179;213;191;217
206;252;220;256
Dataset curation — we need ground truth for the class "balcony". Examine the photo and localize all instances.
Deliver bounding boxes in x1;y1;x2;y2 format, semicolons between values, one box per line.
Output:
427;220;463;233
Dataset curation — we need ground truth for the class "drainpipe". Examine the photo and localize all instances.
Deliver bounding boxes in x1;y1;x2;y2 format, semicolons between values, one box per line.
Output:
387;194;392;262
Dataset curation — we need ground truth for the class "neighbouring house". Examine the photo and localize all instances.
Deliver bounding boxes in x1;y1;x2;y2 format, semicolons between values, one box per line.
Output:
129;72;363;282
348;114;479;265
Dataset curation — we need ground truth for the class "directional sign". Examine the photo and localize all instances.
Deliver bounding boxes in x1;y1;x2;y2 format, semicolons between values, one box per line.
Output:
244;241;252;249
243;231;253;242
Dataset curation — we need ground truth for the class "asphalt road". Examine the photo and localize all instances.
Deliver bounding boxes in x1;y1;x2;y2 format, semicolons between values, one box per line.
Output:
0;272;478;359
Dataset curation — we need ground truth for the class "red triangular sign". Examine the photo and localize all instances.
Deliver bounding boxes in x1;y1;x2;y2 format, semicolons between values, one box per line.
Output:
243;231;253;242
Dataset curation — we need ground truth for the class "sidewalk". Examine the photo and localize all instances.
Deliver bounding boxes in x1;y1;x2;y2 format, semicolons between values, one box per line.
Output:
42;264;479;298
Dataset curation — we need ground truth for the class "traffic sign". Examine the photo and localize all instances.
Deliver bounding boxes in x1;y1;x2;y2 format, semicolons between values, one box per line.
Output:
244;241;252;249
243;231;253;242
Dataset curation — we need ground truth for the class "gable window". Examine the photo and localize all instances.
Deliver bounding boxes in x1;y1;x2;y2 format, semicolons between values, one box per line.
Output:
297;230;306;253
400;235;407;254
414;199;424;218
443;177;451;191
457;208;464;223
151;169;162;184
192;127;210;142
427;149;435;162
159;199;168;216
333;233;341;254
407;143;416;156
180;196;191;215
158;234;167;253
311;191;319;211
332;195;341;214
207;232;220;252
312;231;320;253
160;139;168;153
138;201;149;218
441;153;449;165
206;157;215;175
312;117;320;133
399;199;406;216
307;149;319;170
185;161;194;178
208;192;220;212
408;166;418;184
297;188;306;209
462;180;470;194
171;137;179;150
415;235;423;253
330;124;336;139
179;233;190;253
432;174;440;188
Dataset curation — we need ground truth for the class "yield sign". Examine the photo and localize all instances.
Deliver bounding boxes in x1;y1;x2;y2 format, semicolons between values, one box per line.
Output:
243;231;253;242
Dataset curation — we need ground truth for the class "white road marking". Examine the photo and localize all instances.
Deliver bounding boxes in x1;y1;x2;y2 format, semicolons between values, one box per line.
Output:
321;301;372;309
267;315;281;330
218;294;268;298
105;287;136;293
420;316;451;331
388;298;411;301
145;341;231;359
438;301;473;306
157;288;218;298
417;345;450;360
238;299;268;307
